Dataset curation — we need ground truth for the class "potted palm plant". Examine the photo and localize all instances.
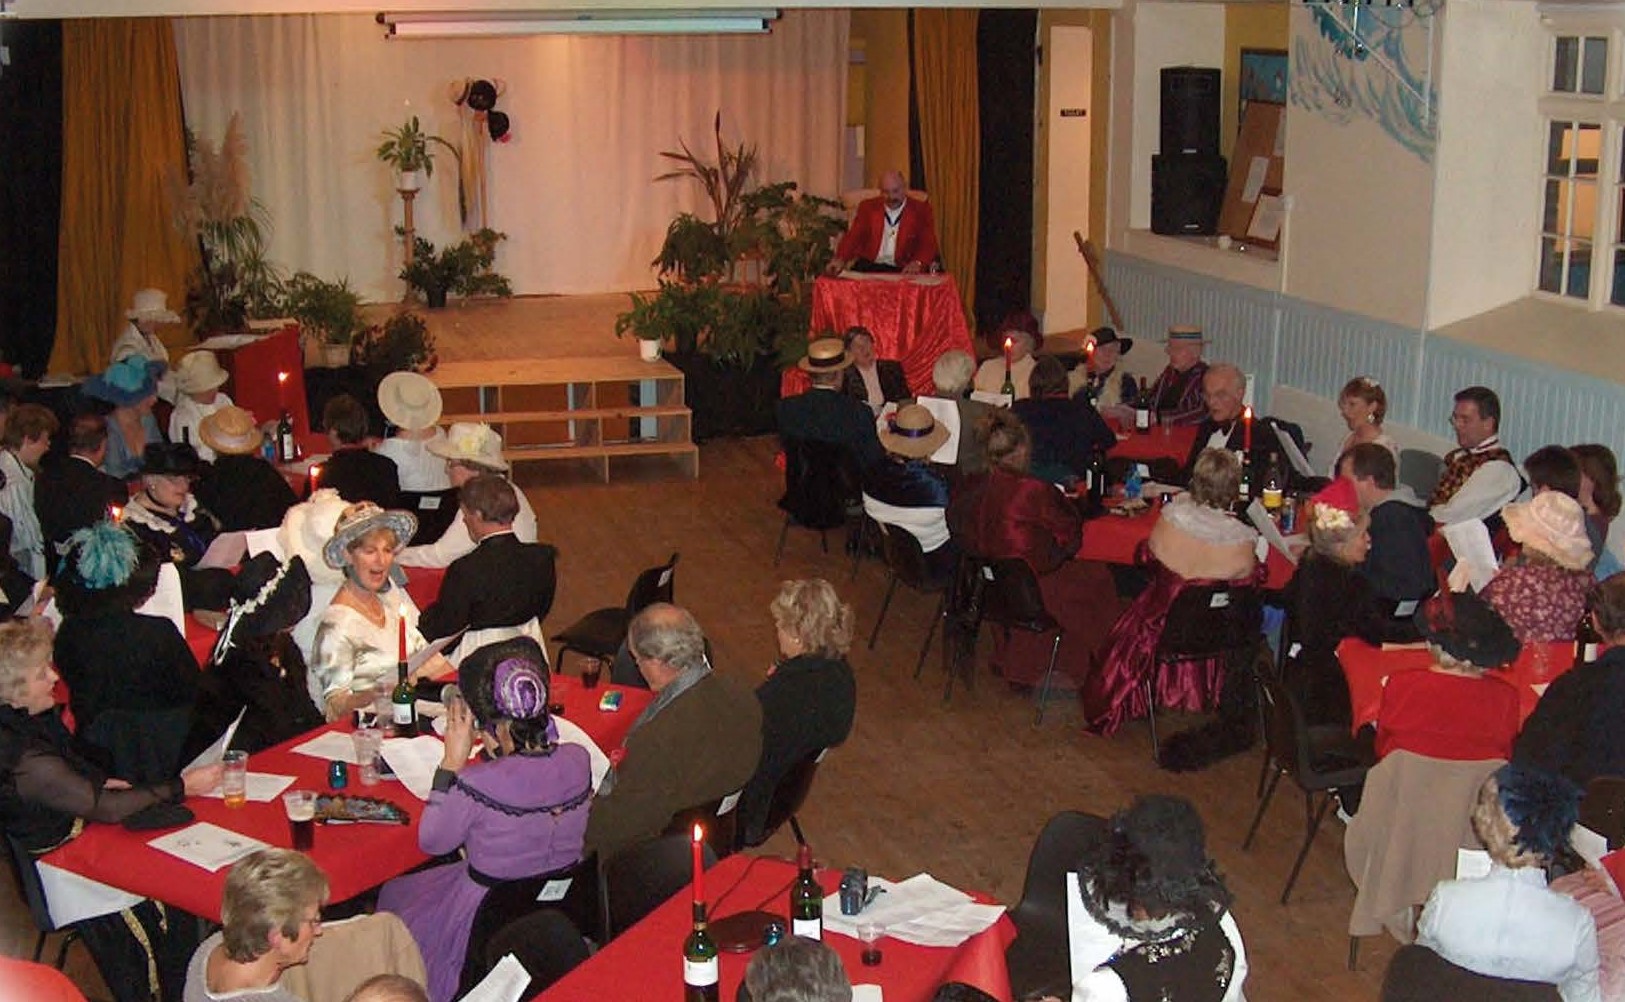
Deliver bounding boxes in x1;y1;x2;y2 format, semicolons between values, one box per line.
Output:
375;116;458;192
281;272;365;367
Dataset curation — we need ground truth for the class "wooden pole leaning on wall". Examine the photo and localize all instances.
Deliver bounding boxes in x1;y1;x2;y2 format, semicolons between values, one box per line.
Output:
1073;231;1125;331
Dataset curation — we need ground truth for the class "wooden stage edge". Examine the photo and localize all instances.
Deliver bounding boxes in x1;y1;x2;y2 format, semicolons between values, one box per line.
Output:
362;292;641;366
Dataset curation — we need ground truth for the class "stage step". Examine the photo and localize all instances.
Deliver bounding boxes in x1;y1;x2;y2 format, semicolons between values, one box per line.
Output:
441;404;691;424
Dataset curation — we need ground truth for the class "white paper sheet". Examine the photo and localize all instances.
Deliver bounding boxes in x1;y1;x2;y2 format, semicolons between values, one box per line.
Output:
459;953;531;1002
380;734;447;801
410;631;464;676
1246;499;1299;565
291;730;363;765
135;563;186;639
1455;847;1492;880
1441;519;1500;592
196;531;248;570
822;873;1005;948
185;706;246;772
853;988;884;1002
553;716;611;792
1268;421;1316;478
37;861;144;927
1241;155;1270;203
198;772;297;803
195;333;267;351
243;528;285;560
147;822;270;872
913;395;961;465
968;390;1012;409
1573;823;1610;868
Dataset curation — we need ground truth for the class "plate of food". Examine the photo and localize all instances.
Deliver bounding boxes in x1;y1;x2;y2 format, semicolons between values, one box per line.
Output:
314;794;410;825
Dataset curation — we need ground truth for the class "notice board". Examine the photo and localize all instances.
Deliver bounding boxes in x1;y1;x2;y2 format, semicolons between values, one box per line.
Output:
1219;101;1285;243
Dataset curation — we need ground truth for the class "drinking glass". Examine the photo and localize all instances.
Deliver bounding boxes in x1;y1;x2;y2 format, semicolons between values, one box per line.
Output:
221;750;248;808
581;658;604;690
857;922;884;966
352;728;382;786
282;790;316;851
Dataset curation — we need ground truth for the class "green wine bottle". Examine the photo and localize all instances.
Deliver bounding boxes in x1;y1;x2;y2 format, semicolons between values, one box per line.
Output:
682;901;719;1001
391;658;416;738
790;843;822;940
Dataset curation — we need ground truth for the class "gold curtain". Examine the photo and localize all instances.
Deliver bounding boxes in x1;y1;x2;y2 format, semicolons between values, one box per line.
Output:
53;18;197;376
912;10;980;322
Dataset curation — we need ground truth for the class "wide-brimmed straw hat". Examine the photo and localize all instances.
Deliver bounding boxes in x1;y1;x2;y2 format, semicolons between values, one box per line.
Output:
1163;325;1207;345
278;489;353;586
1415;590;1521;669
879;404;950;459
82;354;165;407
126;289;182;324
1502;491;1593;571
199;406;264;457
172;350;229;395
797;337;852;374
378;371;443;431
322;501;418;570
427;422;509;471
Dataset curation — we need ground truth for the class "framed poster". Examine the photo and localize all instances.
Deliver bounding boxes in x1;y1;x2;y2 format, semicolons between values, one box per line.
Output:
1239;48;1289;128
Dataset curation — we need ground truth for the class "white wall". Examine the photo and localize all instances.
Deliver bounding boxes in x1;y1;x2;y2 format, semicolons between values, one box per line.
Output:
1426;0;1545;329
1125;1;1226;231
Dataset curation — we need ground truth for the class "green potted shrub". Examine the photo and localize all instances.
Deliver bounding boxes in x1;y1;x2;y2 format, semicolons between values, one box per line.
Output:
353;311;439;383
398;228;513;308
281;272;365;367
375;116;458;192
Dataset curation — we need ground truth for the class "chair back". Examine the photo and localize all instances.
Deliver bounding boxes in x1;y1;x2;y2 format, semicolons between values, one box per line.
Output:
1155;582;1263;662
1255;667;1309;782
1007;812;1106;999
604;832;719;938
977;558;1058;634
457;855;602;997
81;707;190;785
623;552;680;616
1399;449;1444;501
663;792;741;859
1581;775;1625;850
749;749;828;849
3;834;57;936
780;438;859;531
1380;944;1560;1002
482;909;591;996
399;488;459;546
878;522;941;590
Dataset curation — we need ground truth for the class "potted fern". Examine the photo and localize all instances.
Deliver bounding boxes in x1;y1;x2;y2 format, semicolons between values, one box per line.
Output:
375;116;457;192
281;272;365;367
398;228;513;308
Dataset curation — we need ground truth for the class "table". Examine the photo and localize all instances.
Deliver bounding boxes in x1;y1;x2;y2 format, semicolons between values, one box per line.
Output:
537;855;1016;1002
40;676;650;923
1337;637;1578;731
1108;425;1196;466
1077;507;1296;590
779;275;975;399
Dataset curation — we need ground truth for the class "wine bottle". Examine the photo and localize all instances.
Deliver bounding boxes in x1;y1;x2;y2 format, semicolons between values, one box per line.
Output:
276;409;296;464
683;902;719;1001
1236;450;1253;504
1134;377;1151;435
1261;452;1285;514
1000;363;1016;403
789;843;823;941
391;656;416;738
1575;604;1603;668
1086;449;1106;510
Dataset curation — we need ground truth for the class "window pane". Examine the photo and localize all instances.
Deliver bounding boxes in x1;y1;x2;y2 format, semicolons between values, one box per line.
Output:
1548;121;1603;177
1556;36;1580;92
1546;178;1565;233
1584;37;1609;95
1568;241;1593;297
1540;236;1565;293
1611;249;1625;306
1549;121;1572;174
1573;180;1598;239
1577;124;1603;177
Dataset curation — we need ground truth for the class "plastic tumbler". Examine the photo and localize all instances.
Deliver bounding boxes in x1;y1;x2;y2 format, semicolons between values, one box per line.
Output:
221;750;248;808
352;728;382;786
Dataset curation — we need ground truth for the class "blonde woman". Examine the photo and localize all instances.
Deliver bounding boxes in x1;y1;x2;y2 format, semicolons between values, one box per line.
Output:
184;849;330;1002
737;580;857;847
1331;376;1398;473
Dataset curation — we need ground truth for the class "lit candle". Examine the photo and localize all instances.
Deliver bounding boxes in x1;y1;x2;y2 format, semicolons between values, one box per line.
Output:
691;822;706;904
1084;338;1095;368
108;504;122;522
277;371;289;412
309;464;321;492
398;615;407;663
1242;405;1253;452
1003;335;1014;384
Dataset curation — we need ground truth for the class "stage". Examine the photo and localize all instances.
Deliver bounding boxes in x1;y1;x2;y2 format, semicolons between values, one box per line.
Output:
360;292;637;364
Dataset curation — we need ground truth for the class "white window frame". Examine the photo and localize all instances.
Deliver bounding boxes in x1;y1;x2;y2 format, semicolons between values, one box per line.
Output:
1538;13;1625;312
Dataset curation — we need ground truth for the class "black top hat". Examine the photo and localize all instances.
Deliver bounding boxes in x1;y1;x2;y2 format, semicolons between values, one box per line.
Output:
141;442;202;478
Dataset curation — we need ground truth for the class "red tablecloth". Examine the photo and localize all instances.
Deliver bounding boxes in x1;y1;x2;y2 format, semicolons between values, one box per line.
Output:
1077;508;1296;590
537;855;1016;1002
41;676;649;922
1108;425;1197;465
1337;637;1579;731
780;275;975;399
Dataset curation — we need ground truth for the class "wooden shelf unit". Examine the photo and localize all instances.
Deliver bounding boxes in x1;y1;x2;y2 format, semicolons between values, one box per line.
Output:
430;357;698;482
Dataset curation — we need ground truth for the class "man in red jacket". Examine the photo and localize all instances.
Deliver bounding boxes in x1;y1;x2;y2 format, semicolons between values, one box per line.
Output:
828;170;939;274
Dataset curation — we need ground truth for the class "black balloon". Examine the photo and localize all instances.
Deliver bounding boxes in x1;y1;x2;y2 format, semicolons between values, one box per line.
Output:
467;79;498;112
487;110;510;141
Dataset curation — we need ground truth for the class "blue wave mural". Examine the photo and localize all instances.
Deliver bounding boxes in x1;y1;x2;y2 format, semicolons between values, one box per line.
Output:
1290;5;1439;162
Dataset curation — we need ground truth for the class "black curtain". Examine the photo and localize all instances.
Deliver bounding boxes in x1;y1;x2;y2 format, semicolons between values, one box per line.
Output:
905;12;927;192
974;10;1037;335
0;20;63;378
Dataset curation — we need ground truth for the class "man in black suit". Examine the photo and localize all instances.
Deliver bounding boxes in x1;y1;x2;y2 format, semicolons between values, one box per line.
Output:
418;474;558;663
34;413;127;573
840;327;909;413
776;337;883;469
1177;363;1302;486
317;394;402;510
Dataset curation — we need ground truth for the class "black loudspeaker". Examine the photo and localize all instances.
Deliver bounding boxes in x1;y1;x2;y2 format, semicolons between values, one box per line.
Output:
1151;154;1227;236
1161;66;1221;155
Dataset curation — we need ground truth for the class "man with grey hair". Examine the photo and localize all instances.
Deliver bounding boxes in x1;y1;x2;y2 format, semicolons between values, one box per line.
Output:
1180;363;1301;486
584;603;761;860
828;169;939;274
738;937;852;1002
927;349;990;475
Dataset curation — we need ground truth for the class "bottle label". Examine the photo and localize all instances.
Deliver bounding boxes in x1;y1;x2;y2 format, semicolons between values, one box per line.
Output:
392;701;414;725
1134;408;1150;431
683;959;719;986
1585;642;1600;663
1263;487;1283;509
791;918;822;941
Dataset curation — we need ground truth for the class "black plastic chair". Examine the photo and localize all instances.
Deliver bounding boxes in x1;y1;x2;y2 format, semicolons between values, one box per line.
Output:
1005;811;1106;1000
457;854;603;997
1381;944;1559;1002
1242;666;1375;904
867;521;950;679
737;748;828;850
1146;581;1264;764
602;832;719;939
945;555;1065;726
774;438;862;566
551;552;679;674
482;909;592;996
663;792;741;860
400;487;459;546
4;834;79;969
1581;775;1625;849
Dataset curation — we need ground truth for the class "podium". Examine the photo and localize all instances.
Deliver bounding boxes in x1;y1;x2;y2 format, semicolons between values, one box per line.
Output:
201;325;323;454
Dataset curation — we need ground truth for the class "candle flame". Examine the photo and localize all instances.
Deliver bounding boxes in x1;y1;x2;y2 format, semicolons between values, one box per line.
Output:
277;371;289;384
692;822;704;843
1003;336;1013;350
1242;405;1253;420
109;505;122;521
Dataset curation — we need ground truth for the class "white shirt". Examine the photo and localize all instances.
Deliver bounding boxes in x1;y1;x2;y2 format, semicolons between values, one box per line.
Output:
857;364;885;412
1416;864;1601;1002
1430;435;1526;526
168;392;234;462
397;485;537;568
0;451;43;580
876;206;904;266
373;431;454;492
1065;872;1248;1002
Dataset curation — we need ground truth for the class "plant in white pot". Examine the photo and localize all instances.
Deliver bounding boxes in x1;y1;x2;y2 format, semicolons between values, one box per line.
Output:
375;116;457;191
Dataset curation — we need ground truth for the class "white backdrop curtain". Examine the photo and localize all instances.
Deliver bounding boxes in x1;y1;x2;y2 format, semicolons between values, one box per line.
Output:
172;12;848;301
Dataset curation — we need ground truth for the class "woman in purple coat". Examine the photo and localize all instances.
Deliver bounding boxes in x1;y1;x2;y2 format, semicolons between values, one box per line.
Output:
377;637;591;1001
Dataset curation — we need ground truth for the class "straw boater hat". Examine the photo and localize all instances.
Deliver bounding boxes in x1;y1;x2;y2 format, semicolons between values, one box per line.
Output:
322;501;418;570
126;289;182;324
82;354;165;407
1163;325;1207;345
199;406;264;457
427;422;510;471
277;489;353;586
879;404;950;459
1502;491;1594;571
378;371;444;431
171;350;230;395
797;337;852;374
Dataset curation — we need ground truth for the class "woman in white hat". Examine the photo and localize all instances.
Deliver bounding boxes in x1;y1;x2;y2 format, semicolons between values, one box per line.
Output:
372;371;452;493
168;350;234;461
1480;491;1594;644
192;405;299;532
309;501;452;720
397;422;537;569
111;289;181;403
